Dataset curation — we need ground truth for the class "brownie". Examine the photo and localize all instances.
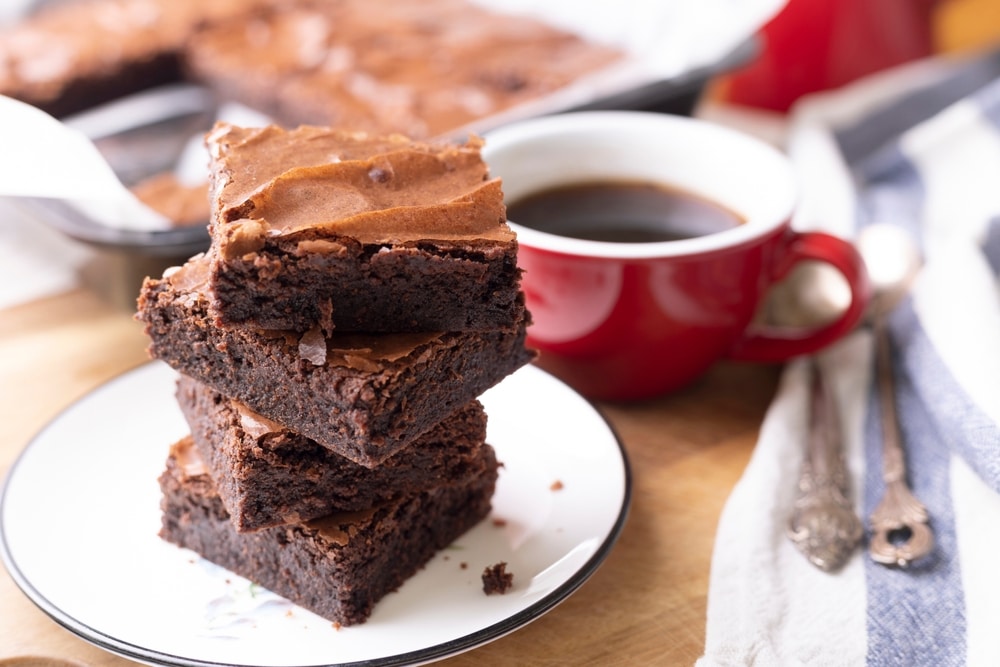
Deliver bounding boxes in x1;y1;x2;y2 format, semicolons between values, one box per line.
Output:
0;0;272;118
203;122;524;333
481;562;514;595
131;172;210;227
136;255;534;467
183;0;623;138
176;374;492;531
159;436;497;626
3;0;622;125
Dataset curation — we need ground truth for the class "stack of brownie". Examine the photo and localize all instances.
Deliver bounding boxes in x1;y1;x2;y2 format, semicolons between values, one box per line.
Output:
136;123;534;626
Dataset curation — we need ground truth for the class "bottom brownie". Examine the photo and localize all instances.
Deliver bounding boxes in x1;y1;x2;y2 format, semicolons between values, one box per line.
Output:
158;437;497;626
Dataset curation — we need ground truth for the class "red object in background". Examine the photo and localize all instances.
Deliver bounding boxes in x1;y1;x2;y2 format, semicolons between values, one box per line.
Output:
724;0;939;112
485;113;873;401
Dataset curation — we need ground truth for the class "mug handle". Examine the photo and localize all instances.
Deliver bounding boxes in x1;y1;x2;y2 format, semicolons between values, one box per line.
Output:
728;230;871;362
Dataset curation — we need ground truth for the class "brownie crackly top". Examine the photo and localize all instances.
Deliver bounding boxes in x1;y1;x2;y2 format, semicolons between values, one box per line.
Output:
206;123;514;260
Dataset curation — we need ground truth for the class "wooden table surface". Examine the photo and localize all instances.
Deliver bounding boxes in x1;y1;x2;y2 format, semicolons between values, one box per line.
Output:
0;283;781;666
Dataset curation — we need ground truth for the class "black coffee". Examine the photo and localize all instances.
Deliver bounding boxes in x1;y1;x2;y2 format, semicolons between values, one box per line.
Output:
507;180;743;243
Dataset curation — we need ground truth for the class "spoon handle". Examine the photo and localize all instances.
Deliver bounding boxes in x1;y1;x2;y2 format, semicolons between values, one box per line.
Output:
868;315;933;566
788;361;863;571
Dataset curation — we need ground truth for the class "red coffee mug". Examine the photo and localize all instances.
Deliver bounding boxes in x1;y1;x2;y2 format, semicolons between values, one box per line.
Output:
484;111;870;401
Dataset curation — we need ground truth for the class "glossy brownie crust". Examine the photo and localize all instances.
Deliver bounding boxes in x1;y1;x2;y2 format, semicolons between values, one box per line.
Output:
177;375;492;532
158;438;497;626
137;260;533;467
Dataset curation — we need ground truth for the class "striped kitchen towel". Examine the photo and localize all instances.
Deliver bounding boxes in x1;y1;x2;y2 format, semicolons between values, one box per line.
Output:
699;49;1000;667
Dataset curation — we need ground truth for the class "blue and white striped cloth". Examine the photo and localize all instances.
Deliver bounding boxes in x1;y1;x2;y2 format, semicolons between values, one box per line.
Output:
700;49;1000;667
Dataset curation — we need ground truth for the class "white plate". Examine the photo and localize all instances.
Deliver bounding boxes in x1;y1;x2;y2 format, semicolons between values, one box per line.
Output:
1;362;630;666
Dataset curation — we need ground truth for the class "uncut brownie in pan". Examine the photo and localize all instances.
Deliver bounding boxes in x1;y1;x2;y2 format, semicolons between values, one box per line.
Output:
0;0;274;118
182;0;624;138
203;123;525;334
137;254;534;467
176;375;492;532
159;436;498;626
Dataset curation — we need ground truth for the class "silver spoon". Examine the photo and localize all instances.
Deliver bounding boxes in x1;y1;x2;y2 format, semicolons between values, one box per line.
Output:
859;223;933;567
787;357;863;571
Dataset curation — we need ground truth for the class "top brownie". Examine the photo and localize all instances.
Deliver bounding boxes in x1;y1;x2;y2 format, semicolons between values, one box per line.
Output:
204;122;524;333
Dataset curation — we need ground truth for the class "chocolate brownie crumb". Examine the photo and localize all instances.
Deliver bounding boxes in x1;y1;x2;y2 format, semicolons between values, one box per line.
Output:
482;562;513;595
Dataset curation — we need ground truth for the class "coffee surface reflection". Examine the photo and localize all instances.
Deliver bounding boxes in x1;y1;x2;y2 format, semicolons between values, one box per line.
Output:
507;180;744;243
